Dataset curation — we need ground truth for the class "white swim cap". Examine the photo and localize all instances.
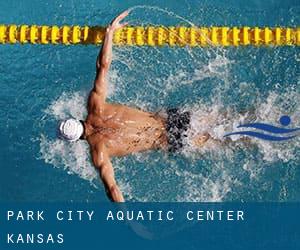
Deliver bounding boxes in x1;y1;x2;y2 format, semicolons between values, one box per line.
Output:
58;118;84;142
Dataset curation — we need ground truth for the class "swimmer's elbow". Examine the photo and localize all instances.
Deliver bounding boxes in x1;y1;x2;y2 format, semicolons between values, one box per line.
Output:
100;58;111;70
92;156;104;169
96;57;110;72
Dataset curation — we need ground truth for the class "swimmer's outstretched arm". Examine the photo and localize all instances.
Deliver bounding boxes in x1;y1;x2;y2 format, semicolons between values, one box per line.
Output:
93;11;129;101
92;143;125;202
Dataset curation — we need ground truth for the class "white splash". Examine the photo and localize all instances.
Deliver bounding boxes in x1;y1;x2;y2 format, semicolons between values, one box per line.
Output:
39;134;97;183
45;92;87;120
39;92;98;185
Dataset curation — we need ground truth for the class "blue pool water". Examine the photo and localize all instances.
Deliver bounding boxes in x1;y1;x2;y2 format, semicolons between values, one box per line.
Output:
0;0;299;202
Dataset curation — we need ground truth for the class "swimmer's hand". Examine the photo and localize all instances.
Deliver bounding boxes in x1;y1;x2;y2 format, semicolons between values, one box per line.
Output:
107;10;129;33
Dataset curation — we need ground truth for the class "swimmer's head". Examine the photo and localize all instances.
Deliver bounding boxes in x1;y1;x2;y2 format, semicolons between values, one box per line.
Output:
57;118;84;142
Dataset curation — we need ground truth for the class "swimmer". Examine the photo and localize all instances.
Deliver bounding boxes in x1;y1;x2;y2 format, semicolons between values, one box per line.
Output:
58;11;211;202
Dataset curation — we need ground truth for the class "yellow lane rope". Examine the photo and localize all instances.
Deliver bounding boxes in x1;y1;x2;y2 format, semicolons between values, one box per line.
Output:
0;25;299;46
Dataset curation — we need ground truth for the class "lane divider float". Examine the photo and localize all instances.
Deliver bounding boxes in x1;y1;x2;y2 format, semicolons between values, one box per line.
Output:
0;25;299;46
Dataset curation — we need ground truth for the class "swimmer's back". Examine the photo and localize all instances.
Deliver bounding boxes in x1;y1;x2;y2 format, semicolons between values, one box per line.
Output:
86;102;168;156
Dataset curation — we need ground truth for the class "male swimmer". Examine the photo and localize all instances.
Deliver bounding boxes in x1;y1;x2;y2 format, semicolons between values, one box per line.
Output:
58;11;210;202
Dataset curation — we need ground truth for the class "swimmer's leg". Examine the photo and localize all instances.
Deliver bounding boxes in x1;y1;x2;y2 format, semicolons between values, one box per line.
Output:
190;115;216;147
192;133;254;148
192;132;211;147
191;106;259;147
